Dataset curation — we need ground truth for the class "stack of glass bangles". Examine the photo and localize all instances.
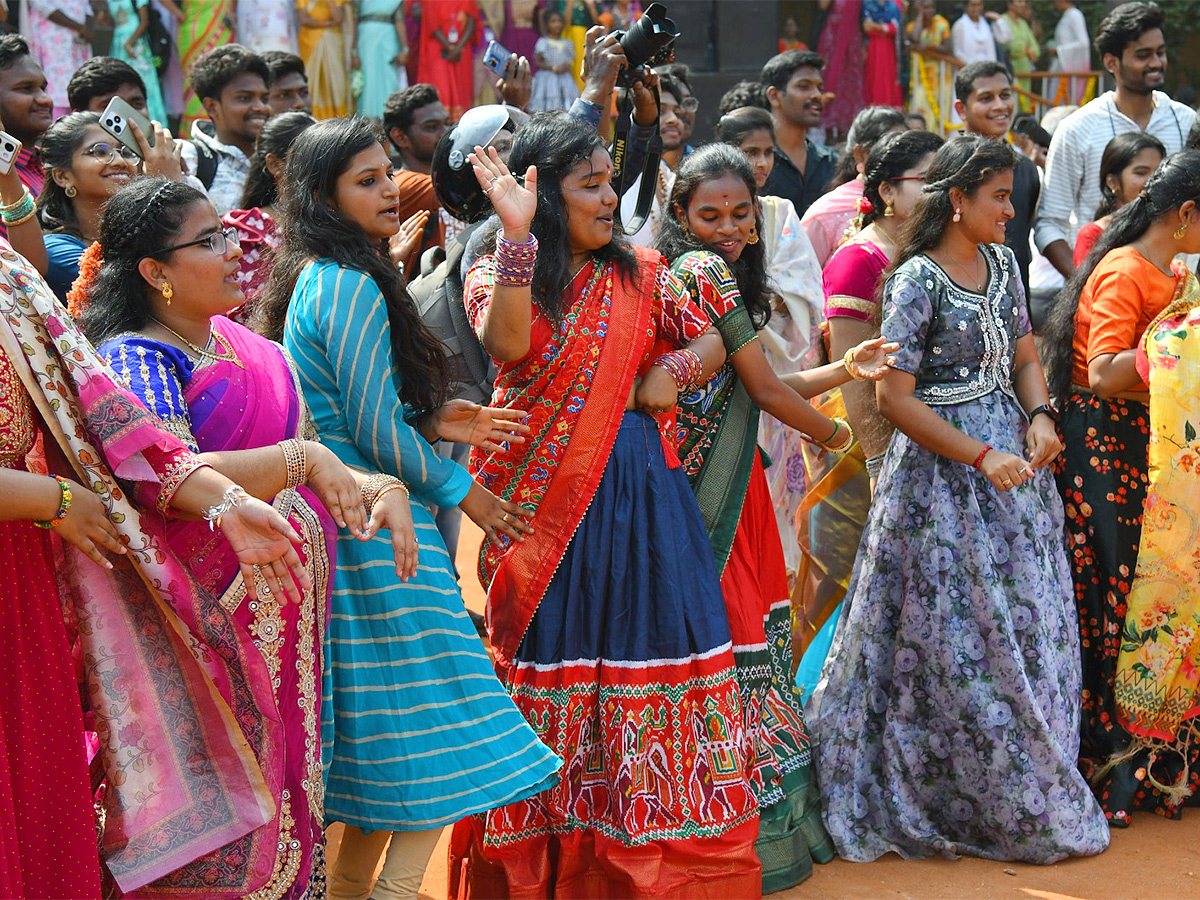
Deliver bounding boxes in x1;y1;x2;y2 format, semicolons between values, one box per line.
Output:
0;188;36;227
652;348;704;392
822;416;854;453
495;232;538;286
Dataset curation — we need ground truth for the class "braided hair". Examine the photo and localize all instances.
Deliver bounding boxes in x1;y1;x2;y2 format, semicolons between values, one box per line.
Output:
77;178;206;344
1044;148;1200;403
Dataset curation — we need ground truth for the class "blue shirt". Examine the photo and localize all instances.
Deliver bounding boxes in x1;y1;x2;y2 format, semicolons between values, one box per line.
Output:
44;233;88;304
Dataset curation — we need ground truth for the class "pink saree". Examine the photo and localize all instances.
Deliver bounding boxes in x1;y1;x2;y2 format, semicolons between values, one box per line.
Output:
0;248;282;895
102;316;335;899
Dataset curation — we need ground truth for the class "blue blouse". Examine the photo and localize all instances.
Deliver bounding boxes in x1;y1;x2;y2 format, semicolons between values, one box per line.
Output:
97;335;199;451
881;243;1031;406
44;233;88;305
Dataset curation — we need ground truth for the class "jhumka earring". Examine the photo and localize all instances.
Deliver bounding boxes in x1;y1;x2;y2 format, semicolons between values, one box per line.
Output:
747;227;759;245
1175;222;1189;240
883;199;895;218
161;281;174;305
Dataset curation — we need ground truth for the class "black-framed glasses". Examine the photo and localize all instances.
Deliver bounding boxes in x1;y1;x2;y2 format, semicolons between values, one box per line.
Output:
80;142;139;165
152;227;241;258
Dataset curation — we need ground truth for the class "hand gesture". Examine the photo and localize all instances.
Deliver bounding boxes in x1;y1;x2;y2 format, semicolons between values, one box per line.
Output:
581;25;624;96
634;366;679;414
218;497;311;604
364;486;419;581
498;55;533;109
459;480;534;545
630;69;660;127
56;480;127;570
303;441;367;537
847;336;900;380
131;120;184;182
1024;414;1063;469
388;208;430;268
433;398;531;451
468;144;537;237
980;449;1035;493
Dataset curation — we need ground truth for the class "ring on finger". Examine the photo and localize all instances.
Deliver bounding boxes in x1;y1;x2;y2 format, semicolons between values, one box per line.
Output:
1001;479;1013;488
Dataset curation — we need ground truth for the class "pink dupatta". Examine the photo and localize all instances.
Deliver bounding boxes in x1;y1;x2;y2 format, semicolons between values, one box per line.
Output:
0;248;282;896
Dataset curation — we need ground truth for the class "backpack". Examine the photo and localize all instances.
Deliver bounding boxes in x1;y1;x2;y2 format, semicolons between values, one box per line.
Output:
191;138;219;190
407;227;495;405
146;6;173;80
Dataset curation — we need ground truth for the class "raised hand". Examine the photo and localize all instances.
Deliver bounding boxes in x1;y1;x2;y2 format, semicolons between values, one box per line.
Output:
468;144;537;237
131;120;183;182
432;399;530;451
388;208;431;268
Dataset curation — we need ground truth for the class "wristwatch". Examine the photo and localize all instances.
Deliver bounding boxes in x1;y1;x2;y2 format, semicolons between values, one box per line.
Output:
1029;404;1059;423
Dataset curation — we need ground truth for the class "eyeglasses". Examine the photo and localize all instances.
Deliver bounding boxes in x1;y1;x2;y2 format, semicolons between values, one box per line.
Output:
80;142;139;165
152;227;241;258
663;97;700;114
889;175;927;183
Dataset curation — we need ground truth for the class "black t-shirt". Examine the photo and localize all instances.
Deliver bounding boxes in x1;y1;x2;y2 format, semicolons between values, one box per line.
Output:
1006;153;1040;296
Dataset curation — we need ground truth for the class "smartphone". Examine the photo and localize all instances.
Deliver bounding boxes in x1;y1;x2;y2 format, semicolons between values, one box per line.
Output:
99;96;156;160
482;40;514;77
0;131;21;176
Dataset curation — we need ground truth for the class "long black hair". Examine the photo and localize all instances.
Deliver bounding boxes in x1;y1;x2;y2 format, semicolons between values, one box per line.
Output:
257;117;448;413
1093;131;1165;219
238;110;316;210
38;111;102;239
831;105;907;188
883;135;1016;281
483;112;637;324
714;106;774;147
1044;148;1200;403
77;177;207;344
860;129;944;227
657;143;771;329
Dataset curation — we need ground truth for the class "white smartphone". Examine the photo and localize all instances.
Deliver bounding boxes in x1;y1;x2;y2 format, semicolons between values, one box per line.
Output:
0;131;21;176
99;96;156;160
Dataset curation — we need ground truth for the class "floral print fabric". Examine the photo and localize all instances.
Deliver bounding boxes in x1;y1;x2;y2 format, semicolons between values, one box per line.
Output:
809;247;1110;863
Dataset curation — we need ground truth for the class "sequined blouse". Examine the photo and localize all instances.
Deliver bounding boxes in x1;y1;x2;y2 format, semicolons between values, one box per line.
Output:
882;243;1031;406
0;348;35;469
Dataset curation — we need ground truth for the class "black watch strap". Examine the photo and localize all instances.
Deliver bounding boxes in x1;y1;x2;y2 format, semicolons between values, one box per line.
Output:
1030;404;1059;423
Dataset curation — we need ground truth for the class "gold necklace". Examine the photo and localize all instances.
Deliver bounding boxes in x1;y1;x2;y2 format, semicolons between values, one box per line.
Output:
947;250;985;292
150;317;244;368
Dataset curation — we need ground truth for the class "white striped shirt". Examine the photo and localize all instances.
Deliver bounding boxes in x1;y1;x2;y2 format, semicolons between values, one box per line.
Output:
1033;90;1195;253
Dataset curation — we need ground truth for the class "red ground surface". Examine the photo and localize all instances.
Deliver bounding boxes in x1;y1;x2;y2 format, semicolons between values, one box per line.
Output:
328;519;1200;900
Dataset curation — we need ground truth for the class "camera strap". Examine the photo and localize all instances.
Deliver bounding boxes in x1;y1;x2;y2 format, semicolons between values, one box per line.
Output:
611;82;663;237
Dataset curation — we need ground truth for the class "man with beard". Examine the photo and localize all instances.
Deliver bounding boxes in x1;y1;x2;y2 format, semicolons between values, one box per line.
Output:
954;61;1039;296
759;49;836;218
1035;1;1193;279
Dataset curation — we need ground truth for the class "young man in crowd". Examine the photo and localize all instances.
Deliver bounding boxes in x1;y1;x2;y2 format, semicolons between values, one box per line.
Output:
0;35;52;201
261;51;311;116
67;57;149;115
384;84;452;264
954;61;1039;295
1035;1;1194;278
760;49;836;218
180;45;272;215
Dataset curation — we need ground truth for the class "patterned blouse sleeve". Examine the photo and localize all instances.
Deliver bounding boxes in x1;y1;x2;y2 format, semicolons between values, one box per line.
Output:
678;253;757;356
653;257;713;347
97;336;200;453
464;254;497;338
312;264;473;509
880;269;934;377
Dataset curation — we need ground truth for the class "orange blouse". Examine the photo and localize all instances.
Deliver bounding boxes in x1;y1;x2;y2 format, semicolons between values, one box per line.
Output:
1071;245;1177;392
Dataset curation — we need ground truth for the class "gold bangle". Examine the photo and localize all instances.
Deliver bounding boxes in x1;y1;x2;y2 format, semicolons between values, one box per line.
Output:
843;345;868;381
3;206;36;228
279;438;307;490
821;417;855;454
0;187;29;213
360;473;409;515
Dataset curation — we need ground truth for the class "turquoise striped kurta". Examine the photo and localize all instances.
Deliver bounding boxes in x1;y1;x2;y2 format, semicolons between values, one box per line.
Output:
284;259;560;831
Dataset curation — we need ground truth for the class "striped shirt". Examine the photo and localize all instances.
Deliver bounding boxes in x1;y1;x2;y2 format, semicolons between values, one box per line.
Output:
1034;90;1194;253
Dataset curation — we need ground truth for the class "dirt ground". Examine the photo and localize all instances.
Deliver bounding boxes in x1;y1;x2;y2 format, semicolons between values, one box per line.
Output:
327;519;1200;900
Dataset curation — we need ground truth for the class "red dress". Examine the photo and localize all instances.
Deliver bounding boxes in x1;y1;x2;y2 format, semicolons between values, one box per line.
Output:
0;351;101;899
416;0;479;120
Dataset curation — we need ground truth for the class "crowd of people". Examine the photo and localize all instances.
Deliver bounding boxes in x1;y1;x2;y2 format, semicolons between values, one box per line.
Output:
7;0;1200;899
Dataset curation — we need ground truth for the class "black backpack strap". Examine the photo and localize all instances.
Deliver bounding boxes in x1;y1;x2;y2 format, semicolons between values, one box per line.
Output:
192;139;219;190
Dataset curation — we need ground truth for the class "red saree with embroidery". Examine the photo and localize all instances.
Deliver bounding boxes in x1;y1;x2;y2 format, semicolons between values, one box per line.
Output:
449;247;762;898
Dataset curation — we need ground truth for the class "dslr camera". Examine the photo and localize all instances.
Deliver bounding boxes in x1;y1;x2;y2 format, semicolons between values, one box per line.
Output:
612;2;679;85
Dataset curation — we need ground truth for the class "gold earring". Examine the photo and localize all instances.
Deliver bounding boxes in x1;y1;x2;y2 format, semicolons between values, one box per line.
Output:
747;227;759;245
1176;222;1189;240
952;208;961;223
161;281;173;306
884;198;895;218
64;184;77;198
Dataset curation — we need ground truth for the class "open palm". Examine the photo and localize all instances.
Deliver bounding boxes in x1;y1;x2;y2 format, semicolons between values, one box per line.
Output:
468;145;537;233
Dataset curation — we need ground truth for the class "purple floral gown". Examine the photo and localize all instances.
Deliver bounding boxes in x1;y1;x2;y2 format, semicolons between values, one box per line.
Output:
809;244;1111;863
